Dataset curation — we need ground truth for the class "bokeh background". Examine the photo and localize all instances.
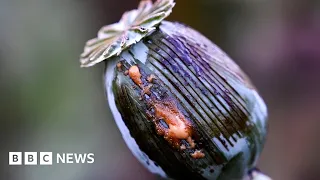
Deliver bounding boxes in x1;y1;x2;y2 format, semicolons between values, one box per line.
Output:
1;0;319;180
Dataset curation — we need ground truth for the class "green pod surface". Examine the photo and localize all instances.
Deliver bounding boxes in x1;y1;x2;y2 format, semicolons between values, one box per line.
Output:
104;21;268;180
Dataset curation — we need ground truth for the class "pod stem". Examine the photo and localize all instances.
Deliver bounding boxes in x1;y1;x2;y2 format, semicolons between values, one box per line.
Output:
245;168;272;180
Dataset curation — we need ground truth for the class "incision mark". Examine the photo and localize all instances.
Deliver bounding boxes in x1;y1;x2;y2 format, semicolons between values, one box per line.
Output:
127;64;205;159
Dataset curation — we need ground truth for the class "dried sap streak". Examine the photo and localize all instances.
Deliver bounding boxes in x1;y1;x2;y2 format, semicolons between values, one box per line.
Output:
127;65;205;159
153;99;195;149
128;65;143;87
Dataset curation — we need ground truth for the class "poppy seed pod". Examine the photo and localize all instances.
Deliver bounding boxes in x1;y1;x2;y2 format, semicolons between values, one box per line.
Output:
80;1;270;179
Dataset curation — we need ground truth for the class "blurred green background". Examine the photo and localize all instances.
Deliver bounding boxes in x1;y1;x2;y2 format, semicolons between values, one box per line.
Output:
1;0;320;180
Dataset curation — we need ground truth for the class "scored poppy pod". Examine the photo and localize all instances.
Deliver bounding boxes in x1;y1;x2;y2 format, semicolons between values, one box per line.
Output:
80;1;270;179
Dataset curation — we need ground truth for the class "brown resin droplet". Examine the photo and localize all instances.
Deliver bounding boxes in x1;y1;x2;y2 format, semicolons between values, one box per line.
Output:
117;62;122;71
147;74;156;83
191;150;205;159
187;136;196;149
128;65;143;87
143;84;153;95
180;144;186;150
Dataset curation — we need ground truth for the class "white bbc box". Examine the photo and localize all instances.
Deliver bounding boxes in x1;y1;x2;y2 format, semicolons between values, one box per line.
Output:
40;152;52;165
9;152;22;165
24;152;37;165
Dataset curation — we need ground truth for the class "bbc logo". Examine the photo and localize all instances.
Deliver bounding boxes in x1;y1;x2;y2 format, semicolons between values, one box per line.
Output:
9;152;52;165
9;152;94;165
